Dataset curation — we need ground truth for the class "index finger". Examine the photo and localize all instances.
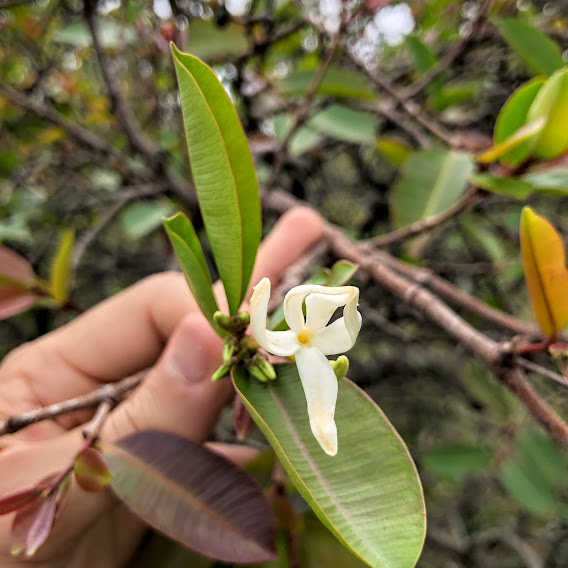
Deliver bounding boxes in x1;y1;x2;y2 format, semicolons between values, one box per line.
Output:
0;207;324;408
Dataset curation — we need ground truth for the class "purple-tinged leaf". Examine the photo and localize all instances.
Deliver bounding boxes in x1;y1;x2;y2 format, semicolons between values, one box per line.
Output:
23;493;57;557
234;395;254;441
0;487;44;516
74;447;113;492
10;475;70;557
0;247;35;284
101;430;277;563
0;289;37;320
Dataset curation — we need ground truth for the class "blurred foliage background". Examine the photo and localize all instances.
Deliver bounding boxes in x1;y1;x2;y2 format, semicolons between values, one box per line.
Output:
2;0;568;566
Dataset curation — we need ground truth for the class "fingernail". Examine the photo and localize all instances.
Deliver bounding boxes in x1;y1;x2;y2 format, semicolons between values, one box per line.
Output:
164;319;208;384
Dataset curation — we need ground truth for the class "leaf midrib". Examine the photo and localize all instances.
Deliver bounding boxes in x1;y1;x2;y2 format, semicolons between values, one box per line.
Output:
173;51;245;308
105;444;269;556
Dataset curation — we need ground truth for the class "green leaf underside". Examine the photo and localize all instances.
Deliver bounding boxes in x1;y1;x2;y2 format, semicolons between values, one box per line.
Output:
390;149;474;229
495;18;564;77
233;365;426;568
102;431;276;564
470;173;534;199
267;260;359;331
171;45;261;314
163;213;220;332
494;78;545;165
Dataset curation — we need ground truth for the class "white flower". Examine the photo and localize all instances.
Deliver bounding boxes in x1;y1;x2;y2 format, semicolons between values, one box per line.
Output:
250;278;362;456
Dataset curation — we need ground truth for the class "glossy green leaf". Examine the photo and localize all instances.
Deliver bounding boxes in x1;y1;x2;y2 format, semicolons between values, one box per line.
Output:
49;228;74;304
308;105;376;145
233;365;426;568
423;443;491;479
163;213;220;333
522;167;568;193
470;173;534;199
277;67;377;101
390;149;474;229
101;431;276;563
121;201;174;240
479;118;545;164
526;68;568;160
495;18;564;76
267;260;359;331
171;45;261;314
493;78;545;165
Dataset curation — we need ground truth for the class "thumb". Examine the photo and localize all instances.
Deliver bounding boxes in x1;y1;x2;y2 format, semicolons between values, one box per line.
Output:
102;313;229;444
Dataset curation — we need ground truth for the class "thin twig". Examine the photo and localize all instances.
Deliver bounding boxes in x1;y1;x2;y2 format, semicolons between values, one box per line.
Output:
367;187;483;247
82;399;113;440
0;372;146;437
517;358;568;388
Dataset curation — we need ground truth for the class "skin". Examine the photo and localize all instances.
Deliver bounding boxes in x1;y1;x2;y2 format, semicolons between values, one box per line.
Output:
0;207;324;568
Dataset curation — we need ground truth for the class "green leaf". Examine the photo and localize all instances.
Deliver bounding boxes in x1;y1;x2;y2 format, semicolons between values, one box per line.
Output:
376;138;412;167
163;213;220;333
308;105;376;145
495;18;564;76
406;35;443;97
470;173;534;199
493;78;545;165
53;21;136;48
428;81;481;112
49;228;74;305
522;167;568;193
390;149;474;229
479;118;545;164
526;68;568;160
171;45;261;314
185;21;248;59
267;260;359;332
500;459;556;515
102;431;276;563
277;67;377;101
121;201;174;240
516;430;567;488
423;444;491;479
273;115;322;157
233;365;426;568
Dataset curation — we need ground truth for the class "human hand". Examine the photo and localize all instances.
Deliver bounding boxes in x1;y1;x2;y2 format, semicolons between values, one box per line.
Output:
0;207;324;567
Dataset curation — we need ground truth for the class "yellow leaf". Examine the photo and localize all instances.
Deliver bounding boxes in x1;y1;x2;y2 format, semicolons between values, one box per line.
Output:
49;228;75;304
520;207;568;336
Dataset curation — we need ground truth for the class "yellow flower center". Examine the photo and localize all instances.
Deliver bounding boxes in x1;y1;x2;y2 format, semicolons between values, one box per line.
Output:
297;328;312;345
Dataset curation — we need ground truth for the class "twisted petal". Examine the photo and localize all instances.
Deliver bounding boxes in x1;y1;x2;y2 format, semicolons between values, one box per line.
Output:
284;284;361;334
305;292;352;331
250;278;300;357
295;346;338;456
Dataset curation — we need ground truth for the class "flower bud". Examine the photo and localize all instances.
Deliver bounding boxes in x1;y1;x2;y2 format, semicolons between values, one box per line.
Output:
330;355;349;381
255;356;277;380
213;311;232;331
211;362;231;382
248;363;269;383
236;311;250;327
222;342;235;363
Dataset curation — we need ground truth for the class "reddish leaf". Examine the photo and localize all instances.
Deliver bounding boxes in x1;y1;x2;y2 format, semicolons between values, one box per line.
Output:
0;247;35;284
0;247;37;319
234;394;254;441
74;447;113;492
0;487;44;516
101;430;276;563
10;475;70;557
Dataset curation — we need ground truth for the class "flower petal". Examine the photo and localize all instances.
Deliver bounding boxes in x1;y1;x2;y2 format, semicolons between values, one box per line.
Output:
305;292;352;332
295;346;338;456
312;317;354;355
250;278;300;356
